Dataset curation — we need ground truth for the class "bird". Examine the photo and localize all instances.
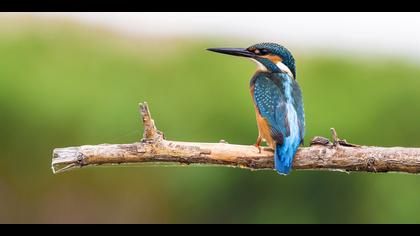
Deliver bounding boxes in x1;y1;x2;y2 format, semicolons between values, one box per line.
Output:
207;43;305;175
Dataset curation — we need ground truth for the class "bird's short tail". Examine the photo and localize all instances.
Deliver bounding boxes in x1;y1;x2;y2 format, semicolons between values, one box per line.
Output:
274;143;295;175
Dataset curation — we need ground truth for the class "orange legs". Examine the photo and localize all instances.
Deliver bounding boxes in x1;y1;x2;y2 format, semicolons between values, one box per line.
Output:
254;135;262;153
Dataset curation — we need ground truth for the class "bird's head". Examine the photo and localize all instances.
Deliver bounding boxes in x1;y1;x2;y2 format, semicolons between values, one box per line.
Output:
207;42;296;78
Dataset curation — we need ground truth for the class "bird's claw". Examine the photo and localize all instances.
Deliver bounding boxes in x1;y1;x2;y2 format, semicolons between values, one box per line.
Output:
254;144;262;153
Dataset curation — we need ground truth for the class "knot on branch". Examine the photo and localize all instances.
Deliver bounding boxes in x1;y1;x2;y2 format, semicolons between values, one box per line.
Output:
366;156;378;172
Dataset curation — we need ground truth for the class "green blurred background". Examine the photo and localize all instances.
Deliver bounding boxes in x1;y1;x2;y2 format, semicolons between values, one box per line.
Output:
1;15;420;223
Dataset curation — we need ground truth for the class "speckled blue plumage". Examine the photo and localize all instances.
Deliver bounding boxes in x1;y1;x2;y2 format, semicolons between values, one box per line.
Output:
251;70;304;174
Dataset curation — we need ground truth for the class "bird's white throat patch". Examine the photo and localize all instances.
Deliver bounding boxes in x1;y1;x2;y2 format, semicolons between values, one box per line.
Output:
250;58;267;71
250;58;294;78
276;61;294;78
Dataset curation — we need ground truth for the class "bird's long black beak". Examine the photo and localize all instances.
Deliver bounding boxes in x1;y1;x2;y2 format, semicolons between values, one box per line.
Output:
207;48;255;58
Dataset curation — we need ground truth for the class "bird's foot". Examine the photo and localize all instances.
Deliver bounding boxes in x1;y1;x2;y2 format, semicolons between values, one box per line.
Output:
254;143;262;153
253;144;275;153
254;135;263;153
262;147;275;152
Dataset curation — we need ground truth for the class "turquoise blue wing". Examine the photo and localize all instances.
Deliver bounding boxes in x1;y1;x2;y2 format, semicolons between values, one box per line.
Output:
292;80;305;143
252;73;288;145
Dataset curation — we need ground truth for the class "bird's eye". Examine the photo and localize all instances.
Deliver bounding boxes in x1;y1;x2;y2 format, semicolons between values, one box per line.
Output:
259;49;269;55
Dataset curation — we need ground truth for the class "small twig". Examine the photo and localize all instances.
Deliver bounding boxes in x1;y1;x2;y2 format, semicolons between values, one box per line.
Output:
330;128;360;147
140;102;163;141
330;128;340;146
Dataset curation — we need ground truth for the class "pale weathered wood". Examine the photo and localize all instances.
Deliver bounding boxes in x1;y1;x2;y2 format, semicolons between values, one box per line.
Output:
51;103;420;174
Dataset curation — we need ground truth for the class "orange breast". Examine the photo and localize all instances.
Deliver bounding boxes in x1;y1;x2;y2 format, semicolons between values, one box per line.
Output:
250;85;275;148
255;110;275;148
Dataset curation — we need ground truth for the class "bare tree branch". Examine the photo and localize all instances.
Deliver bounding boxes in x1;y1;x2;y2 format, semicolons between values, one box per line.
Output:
51;102;420;174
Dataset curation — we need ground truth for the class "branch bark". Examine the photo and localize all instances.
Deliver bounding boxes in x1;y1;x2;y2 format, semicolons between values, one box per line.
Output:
51;102;420;174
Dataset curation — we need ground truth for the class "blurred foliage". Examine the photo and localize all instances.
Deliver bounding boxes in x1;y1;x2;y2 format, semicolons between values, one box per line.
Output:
0;17;420;223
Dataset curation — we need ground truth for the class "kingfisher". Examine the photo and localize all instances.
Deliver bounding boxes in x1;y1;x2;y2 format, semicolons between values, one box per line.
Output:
207;43;305;175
